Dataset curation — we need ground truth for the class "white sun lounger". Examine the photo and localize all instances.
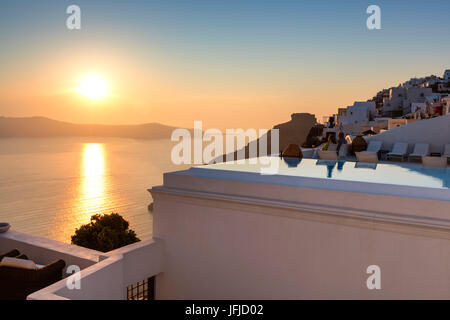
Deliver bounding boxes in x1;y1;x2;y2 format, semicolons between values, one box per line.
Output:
387;142;409;162
327;143;338;152
408;143;430;162
318;150;338;160
355;152;379;163
422;156;447;168
362;141;382;154
443;144;450;164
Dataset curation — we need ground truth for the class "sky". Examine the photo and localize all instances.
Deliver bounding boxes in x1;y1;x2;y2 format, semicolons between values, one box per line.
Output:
0;0;449;130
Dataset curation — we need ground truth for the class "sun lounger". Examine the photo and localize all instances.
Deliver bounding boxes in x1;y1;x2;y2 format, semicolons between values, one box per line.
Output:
387;142;409;161
422;156;447;168
327;143;338;152
362;141;382;154
355;152;378;163
318;150;338;160
443;144;450;164
408;143;430;162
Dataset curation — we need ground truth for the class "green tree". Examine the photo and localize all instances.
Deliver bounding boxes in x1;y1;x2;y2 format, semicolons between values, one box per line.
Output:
71;213;140;252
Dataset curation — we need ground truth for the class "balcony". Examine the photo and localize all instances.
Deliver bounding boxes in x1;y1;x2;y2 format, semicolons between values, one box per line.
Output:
0;230;163;300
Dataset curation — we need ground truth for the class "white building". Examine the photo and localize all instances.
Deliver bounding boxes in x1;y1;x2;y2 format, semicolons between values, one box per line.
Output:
444;69;450;82
402;77;426;88
338;101;376;125
381;86;432;117
411;102;426;113
443;97;450;115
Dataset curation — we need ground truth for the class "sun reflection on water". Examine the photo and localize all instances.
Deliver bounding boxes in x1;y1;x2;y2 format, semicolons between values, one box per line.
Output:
79;143;107;222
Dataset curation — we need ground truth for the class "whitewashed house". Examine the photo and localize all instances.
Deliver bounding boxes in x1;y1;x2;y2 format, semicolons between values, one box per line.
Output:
338;101;376;125
444;69;450;82
381;86;432;117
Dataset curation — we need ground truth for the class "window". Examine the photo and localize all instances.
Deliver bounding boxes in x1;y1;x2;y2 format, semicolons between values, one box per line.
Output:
127;276;155;300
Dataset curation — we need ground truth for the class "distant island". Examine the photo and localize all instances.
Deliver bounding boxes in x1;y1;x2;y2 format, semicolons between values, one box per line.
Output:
0;116;191;140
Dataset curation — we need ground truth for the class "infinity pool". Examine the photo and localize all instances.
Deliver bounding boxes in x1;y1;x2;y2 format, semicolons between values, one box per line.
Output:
188;157;449;201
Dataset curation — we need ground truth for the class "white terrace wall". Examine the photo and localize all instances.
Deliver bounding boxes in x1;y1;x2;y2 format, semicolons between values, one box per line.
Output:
51;254;125;300
152;192;450;299
150;173;450;300
366;114;450;153
0;230;102;270
28;239;164;300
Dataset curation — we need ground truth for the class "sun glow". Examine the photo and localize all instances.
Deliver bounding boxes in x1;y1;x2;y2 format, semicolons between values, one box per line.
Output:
77;75;109;100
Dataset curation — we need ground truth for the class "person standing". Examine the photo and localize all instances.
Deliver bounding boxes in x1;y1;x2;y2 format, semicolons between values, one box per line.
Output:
336;132;347;154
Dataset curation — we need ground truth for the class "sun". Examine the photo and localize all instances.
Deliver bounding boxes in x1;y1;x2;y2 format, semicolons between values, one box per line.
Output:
77;75;109;101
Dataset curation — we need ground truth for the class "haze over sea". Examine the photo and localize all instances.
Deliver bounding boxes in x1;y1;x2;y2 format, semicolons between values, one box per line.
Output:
0;137;191;243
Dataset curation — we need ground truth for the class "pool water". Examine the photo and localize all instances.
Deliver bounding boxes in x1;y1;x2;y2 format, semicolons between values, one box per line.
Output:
198;157;450;190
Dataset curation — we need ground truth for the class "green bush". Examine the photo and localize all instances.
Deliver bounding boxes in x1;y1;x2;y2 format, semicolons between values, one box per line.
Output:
310;136;322;147
71;213;140;252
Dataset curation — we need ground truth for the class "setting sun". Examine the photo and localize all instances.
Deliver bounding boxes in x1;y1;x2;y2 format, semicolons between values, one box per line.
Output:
77;75;109;101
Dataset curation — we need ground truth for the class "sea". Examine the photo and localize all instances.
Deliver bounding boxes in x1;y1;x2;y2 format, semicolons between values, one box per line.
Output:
0;137;193;243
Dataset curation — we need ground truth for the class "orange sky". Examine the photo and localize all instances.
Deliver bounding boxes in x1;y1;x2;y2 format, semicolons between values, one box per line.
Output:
0;40;424;130
1;1;449;130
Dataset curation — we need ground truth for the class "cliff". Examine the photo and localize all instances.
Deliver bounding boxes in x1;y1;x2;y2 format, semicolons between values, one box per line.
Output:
214;113;317;163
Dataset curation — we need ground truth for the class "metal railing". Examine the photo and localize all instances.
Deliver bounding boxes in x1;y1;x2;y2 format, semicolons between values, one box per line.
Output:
126;276;155;300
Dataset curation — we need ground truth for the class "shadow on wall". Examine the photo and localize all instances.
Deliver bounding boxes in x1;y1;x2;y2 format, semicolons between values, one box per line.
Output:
365;114;450;153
